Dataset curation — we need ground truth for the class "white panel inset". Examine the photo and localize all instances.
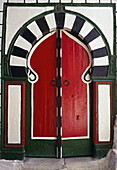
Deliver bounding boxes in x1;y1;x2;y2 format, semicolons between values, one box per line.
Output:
0;38;1;50
0;25;2;37
6;6;54;54
25;0;36;2
0;51;1;64
10;55;26;67
79;21;94;38
0;12;2;24
0;0;7;11
9;0;24;2
38;0;48;2
98;84;110;142
100;0;110;2
64;14;76;31
0;65;1;78
89;36;105;50
45;13;56;31
61;0;71;2
0;79;1;93
27;21;43;39
8;85;21;144
14;35;32;51
93;56;109;66
50;0;59;2
73;0;85;2
116;13;117;25
87;0;99;2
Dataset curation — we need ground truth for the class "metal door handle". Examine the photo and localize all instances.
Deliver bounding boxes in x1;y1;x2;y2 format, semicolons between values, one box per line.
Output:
51;79;57;86
63;79;70;86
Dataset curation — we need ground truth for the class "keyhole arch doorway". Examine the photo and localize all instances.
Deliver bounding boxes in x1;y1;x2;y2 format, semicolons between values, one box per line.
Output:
7;11;111;158
9;11;110;79
26;29;93;158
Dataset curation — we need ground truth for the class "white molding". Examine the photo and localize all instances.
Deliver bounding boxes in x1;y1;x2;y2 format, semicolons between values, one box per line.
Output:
79;21;93;38
14;35;32;51
89;36;105;51
98;84;111;142
45;13;56;31
93;56;109;66
27;21;43;39
8;85;21;144
10;55;26;67
64;13;76;31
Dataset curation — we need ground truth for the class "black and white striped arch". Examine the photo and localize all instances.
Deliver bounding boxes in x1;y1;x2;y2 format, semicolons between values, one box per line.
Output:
10;12;109;78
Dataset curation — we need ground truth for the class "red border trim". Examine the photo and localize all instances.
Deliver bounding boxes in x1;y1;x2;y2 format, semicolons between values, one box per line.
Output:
93;81;113;145
5;82;25;147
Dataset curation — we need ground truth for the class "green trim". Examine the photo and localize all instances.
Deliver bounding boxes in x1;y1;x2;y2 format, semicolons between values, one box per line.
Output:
92;76;116;81
93;144;112;159
4;3;115;8
1;2;116;159
1;150;25;160
113;4;116;56
1;80;25;160
25;82;56;157
6;84;22;145
1;80;5;150
62;139;92;157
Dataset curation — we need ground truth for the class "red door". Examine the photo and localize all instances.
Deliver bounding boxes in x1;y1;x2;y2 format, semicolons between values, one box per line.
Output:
62;31;90;139
30;32;57;139
26;30;92;157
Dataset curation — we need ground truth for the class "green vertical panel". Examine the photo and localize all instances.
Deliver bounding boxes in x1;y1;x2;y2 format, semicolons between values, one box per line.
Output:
25;82;56;157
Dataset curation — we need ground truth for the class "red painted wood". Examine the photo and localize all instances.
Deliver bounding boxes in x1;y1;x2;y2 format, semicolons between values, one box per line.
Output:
93;82;113;144
5;82;25;147
62;31;90;138
30;33;56;138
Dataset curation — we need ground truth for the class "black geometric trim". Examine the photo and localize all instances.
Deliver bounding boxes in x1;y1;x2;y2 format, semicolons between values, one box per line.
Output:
20;28;37;45
91;47;108;58
55;13;65;29
36;17;50;35
57;116;61;128
10;66;27;77
84;28;100;45
11;46;28;58
56;57;61;68
92;66;108;77
71;16;85;35
57;135;62;147
57;96;61;108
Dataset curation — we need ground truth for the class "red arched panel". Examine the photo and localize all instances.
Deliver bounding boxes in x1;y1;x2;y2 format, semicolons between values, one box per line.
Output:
62;31;90;138
30;33;56;138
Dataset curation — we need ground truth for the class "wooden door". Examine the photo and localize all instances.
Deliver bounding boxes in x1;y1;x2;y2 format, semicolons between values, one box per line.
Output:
25;32;57;157
25;30;92;157
61;31;92;157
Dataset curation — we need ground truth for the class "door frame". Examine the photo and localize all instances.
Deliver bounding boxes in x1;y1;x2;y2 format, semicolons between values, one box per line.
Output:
1;4;116;159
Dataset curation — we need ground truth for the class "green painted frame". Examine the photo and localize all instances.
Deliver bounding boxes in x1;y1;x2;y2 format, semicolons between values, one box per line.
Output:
1;2;116;160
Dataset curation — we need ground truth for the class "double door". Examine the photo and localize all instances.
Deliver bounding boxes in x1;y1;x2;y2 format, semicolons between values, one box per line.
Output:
25;30;92;158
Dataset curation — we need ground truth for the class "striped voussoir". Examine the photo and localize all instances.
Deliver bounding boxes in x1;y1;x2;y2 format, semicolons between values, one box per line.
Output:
10;12;109;78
